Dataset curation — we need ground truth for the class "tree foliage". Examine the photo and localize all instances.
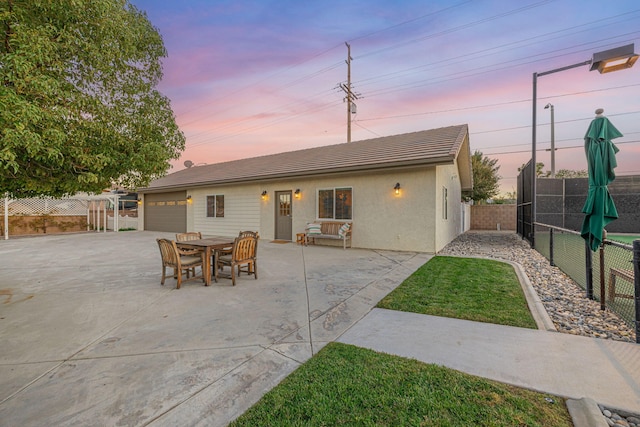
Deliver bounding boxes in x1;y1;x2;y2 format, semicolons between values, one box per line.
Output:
1;0;185;198
471;150;500;203
554;169;588;178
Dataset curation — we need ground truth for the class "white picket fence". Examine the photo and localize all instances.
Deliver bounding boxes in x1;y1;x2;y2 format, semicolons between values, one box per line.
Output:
107;215;138;230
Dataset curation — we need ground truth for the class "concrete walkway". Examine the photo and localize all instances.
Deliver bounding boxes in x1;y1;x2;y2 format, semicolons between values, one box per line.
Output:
0;231;431;426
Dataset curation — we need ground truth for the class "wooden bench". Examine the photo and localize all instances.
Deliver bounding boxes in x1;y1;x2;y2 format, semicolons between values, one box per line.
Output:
607;268;634;302
306;221;352;249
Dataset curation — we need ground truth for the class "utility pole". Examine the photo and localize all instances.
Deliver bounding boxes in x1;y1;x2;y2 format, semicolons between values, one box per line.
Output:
339;42;360;142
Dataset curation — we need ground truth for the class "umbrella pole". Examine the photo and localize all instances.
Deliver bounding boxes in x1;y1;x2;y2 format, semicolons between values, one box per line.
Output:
585;241;593;300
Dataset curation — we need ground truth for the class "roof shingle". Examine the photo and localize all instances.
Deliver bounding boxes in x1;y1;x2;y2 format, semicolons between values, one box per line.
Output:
140;125;469;192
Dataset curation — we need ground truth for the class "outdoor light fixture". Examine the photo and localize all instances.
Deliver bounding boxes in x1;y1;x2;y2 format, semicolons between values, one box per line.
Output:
261;191;268;200
186;195;192;204
530;43;637;247
394;183;401;195
294;189;301;198
137;198;142;205
590;44;638;74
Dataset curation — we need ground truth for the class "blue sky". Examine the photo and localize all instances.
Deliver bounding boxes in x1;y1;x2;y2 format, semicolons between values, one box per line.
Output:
130;0;640;194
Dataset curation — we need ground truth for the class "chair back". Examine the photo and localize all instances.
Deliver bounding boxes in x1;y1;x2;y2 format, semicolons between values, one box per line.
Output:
238;230;259;239
176;232;202;242
157;238;179;266
232;236;257;263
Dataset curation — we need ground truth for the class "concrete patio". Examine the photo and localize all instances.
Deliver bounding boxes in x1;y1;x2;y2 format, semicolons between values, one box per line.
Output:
0;231;431;426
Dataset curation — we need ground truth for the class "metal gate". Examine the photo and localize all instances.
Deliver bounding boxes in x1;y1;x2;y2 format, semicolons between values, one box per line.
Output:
517;160;533;245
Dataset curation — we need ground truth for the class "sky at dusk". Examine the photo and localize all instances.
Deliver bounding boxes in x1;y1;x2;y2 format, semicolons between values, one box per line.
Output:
129;0;640;195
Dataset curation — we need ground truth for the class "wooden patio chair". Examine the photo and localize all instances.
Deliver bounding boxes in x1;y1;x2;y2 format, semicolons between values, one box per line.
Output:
176;232;202;241
175;232;203;275
156;238;205;289
216;236;258;286
217;231;258;260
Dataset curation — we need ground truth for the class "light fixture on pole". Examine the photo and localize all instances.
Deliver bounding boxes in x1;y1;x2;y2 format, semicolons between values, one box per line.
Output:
544;103;555;178
530;43;638;247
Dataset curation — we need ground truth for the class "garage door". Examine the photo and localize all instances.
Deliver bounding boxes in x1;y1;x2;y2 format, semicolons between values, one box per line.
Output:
144;191;187;232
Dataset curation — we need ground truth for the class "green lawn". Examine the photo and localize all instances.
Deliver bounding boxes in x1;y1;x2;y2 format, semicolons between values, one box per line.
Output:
608;234;640;244
231;343;572;427
229;256;570;426
377;256;537;329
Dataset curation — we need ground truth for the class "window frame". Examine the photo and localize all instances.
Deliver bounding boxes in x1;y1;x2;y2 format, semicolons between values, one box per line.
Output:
442;186;448;220
206;194;225;218
316;187;353;221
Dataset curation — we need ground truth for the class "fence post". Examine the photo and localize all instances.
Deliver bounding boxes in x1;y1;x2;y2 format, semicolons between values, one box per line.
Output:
599;245;605;310
585;240;593;300
549;228;555;267
633;240;639;344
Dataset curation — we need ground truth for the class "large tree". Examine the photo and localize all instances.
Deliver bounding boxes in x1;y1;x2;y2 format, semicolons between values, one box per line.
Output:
1;0;185;198
471;150;500;203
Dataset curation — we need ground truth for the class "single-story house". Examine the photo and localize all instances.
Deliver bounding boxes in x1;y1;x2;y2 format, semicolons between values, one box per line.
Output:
137;124;473;253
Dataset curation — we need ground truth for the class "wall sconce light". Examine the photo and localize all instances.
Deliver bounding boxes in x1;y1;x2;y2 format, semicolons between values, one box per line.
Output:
186;195;192;204
294;189;301;198
137;198;142;205
394;182;401;195
261;190;268;200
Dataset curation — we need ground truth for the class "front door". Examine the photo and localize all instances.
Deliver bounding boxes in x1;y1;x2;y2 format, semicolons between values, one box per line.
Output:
275;191;292;241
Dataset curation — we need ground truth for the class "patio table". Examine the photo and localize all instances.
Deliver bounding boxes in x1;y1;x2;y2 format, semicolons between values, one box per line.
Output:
176;237;234;286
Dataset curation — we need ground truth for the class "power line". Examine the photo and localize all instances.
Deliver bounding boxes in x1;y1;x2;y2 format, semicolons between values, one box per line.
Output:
175;4;640;148
484;139;640;156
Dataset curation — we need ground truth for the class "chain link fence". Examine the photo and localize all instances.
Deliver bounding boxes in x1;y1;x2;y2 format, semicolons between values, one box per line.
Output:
534;222;639;343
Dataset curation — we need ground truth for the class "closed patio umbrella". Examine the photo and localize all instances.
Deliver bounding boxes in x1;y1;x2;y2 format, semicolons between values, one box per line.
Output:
580;108;622;251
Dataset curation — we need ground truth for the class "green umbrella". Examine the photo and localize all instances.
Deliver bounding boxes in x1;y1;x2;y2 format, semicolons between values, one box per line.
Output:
580;109;622;251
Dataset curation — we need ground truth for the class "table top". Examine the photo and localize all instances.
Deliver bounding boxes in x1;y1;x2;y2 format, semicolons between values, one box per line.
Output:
176;237;234;249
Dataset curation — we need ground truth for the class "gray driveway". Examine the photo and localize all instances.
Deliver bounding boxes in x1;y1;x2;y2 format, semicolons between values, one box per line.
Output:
0;231;430;426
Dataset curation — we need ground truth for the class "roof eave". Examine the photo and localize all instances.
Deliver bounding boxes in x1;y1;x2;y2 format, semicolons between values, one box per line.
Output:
138;156;455;193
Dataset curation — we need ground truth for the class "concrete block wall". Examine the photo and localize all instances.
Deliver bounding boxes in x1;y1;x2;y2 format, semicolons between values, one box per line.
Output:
471;205;516;230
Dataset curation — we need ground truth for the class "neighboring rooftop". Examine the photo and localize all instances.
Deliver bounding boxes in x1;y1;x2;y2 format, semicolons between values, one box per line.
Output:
139;125;472;192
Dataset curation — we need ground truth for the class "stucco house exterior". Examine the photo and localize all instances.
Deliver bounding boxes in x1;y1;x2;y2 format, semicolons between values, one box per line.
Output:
137;124;473;253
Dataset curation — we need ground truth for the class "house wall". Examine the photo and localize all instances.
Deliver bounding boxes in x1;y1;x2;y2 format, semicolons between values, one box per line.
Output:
434;163;464;252
154;164;467;253
187;185;262;238
249;167;438;252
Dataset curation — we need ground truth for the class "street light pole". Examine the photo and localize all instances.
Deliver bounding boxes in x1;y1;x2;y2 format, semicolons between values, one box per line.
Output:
529;43;638;248
545;103;555;178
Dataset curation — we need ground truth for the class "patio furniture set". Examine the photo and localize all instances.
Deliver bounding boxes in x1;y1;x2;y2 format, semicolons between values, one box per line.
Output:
156;231;258;288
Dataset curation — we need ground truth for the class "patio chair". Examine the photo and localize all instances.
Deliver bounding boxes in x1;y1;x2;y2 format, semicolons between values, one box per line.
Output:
156;238;205;289
175;232;203;275
216;235;258;286
217;231;258;260
175;232;202;242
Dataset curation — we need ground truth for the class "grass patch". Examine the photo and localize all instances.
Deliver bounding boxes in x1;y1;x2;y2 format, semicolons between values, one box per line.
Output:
231;342;572;427
608;234;640;244
377;256;537;329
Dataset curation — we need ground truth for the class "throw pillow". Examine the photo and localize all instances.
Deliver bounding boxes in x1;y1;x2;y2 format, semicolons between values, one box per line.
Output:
306;223;322;235
338;223;351;238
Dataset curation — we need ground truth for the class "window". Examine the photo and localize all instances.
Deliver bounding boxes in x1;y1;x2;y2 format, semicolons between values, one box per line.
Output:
442;187;448;220
317;187;352;220
206;195;224;218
